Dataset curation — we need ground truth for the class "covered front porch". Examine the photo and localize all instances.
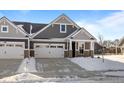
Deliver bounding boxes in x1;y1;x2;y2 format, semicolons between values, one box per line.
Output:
65;39;96;58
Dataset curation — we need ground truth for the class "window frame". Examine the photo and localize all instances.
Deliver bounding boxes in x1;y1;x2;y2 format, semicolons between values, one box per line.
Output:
85;42;91;50
60;24;67;33
1;25;9;33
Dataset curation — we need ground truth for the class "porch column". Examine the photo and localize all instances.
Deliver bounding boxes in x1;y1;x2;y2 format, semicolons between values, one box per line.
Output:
90;41;94;57
69;39;72;57
90;41;94;50
69;39;72;50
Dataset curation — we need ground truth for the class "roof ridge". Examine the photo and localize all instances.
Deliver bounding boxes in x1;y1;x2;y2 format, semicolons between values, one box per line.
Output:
12;21;48;25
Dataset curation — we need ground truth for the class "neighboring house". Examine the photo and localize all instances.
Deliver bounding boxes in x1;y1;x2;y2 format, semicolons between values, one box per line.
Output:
0;14;96;59
94;42;103;54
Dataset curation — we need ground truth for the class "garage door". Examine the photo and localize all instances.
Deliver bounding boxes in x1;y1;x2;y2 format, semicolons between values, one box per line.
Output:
0;42;25;59
34;43;65;58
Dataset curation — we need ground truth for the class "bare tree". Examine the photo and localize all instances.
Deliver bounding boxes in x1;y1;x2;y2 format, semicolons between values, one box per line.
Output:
98;33;104;62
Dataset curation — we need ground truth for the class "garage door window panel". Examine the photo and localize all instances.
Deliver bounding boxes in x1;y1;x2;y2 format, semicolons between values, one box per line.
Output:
50;46;56;48
0;44;4;47
6;44;14;47
57;46;63;48
15;44;23;48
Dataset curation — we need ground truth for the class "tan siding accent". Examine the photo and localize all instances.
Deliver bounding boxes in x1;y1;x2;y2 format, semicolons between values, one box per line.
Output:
0;19;25;37
54;17;72;24
73;31;91;40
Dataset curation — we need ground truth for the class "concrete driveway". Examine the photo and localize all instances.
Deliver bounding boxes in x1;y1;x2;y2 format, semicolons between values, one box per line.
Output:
0;59;22;79
35;58;97;78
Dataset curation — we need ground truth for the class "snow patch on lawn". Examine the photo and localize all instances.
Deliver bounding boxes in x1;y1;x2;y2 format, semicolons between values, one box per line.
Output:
104;71;124;77
101;55;124;63
17;57;37;73
0;73;43;83
0;73;81;83
68;57;124;71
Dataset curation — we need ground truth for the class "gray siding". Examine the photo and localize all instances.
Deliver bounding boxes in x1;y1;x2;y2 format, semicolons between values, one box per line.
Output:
34;24;78;39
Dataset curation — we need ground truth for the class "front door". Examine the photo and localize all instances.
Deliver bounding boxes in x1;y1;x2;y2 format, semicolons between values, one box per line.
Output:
72;42;75;57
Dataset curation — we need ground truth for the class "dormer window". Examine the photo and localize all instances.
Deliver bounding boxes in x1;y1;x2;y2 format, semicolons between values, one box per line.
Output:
60;24;66;33
1;25;8;33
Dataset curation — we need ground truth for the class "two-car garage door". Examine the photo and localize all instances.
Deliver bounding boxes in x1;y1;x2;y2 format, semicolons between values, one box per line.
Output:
0;42;25;59
34;43;65;58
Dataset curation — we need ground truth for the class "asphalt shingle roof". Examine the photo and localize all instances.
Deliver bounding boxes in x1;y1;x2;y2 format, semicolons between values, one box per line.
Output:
13;21;48;34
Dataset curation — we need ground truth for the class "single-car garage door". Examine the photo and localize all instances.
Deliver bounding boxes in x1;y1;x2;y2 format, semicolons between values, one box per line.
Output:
34;43;65;58
0;42;25;59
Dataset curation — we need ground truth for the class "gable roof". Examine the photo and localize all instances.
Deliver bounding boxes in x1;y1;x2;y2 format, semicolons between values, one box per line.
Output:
0;16;28;36
13;21;48;34
70;27;96;40
32;14;80;38
52;14;80;28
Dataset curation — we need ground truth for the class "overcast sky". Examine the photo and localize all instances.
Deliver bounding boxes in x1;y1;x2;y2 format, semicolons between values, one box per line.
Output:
0;10;123;40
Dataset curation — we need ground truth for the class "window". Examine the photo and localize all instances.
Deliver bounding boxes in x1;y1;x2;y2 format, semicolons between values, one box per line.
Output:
60;24;66;33
0;44;4;47
6;44;14;47
85;42;91;50
35;45;40;48
50;46;56;48
1;26;8;33
76;42;78;50
15;44;23;47
57;46;63;48
79;44;84;54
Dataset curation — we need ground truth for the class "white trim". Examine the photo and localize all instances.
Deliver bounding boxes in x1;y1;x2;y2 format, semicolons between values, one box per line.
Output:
32;24;50;38
71;28;96;40
71;39;96;42
52;14;80;28
0;37;28;40
69;39;72;50
66;29;80;38
60;24;67;33
32;14;80;38
31;38;66;42
1;25;8;33
0;17;28;36
53;23;74;25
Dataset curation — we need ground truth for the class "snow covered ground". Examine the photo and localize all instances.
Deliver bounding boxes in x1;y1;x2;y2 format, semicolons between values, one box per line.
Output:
69;55;124;78
0;73;43;83
68;56;124;71
1;55;124;83
102;55;124;63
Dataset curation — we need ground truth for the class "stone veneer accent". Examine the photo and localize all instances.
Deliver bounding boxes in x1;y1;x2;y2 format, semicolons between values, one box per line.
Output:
75;51;79;57
30;50;35;57
64;50;94;58
24;50;29;58
68;50;72;58
64;51;68;57
24;49;35;58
